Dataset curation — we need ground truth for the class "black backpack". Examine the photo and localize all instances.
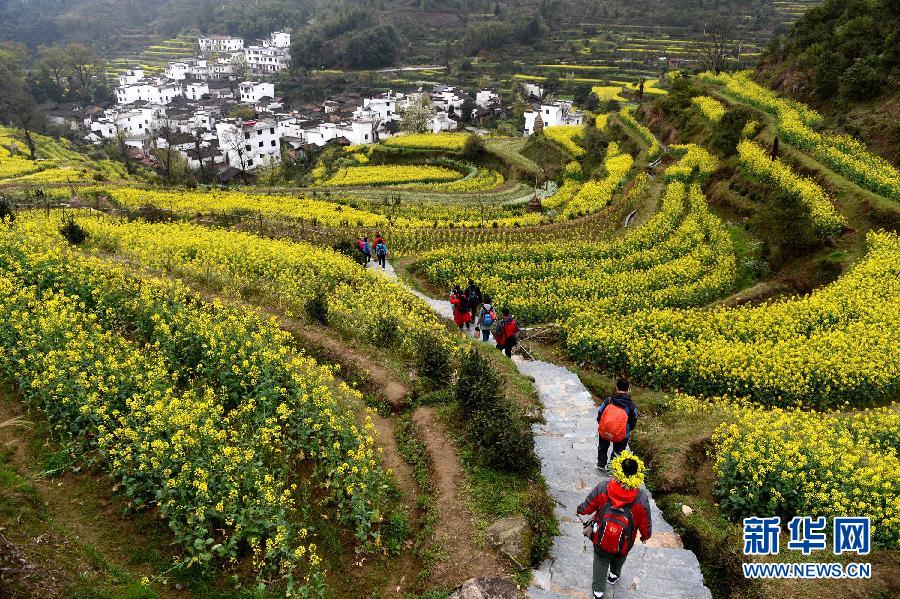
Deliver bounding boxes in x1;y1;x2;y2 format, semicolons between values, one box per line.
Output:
457;293;469;312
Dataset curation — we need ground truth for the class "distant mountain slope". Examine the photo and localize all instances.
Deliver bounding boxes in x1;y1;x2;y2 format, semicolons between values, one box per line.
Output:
1;0;813;51
757;0;899;164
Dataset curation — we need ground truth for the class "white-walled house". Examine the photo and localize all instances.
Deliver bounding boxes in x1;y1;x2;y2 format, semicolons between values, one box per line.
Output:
165;62;188;81
476;90;500;108
523;101;584;135
116;80;183;105
215;119;282;171
269;31;291;48
198;35;244;55
184;81;209;101
245;44;290;73
239;81;275;103
430;111;458;133
89;107;162;139
118;67;144;87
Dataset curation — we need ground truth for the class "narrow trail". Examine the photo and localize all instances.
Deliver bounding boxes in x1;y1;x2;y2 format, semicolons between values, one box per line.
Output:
412;406;505;584
368;260;711;599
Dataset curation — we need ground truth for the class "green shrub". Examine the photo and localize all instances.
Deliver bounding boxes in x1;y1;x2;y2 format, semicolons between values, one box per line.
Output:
455;349;539;475
59;216;87;245
304;293;328;324
415;333;452;386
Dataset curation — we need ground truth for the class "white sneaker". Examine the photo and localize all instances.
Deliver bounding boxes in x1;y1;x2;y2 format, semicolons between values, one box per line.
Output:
607;571;619;585
593;592;604;598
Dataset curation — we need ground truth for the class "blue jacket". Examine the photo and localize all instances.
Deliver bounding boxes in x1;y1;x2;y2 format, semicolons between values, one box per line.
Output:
597;392;638;437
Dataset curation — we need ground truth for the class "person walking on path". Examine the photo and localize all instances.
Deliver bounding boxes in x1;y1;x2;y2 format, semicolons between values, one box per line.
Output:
596;379;638;470
493;308;519;357
466;279;482;324
577;451;652;599
362;237;372;264
475;295;496;342
374;238;388;269
450;285;471;330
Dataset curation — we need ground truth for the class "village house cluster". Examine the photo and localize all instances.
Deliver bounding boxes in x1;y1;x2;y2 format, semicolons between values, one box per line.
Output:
41;30;566;181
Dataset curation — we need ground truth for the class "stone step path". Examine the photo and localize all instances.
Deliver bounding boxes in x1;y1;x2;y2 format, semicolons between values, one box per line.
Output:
366;260;711;599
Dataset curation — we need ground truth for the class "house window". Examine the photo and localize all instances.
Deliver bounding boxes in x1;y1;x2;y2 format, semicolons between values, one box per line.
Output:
271;140;276;146
365;134;369;140
244;132;250;139
257;130;262;136
270;128;274;134
258;141;263;147
248;159;254;166
245;144;251;151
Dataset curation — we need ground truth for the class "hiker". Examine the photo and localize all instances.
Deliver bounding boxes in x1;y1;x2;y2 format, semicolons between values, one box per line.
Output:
466;279;482;323
374;239;388;269
475;295;496;342
356;237;365;257
362;237;372;264
450;285;471;330
578;452;652;599
493;308;519;357
596;379;638;470
374;232;384;247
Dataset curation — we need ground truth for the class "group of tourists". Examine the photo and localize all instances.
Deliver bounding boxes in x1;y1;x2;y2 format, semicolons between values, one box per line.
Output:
356;234;388;269
580;379;649;598
354;233;648;597
449;279;520;357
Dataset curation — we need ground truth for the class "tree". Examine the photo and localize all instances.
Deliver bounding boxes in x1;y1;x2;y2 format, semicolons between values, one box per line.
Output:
711;107;755;156
220;126;250;175
750;188;820;266
460;97;476;122
399;95;437;133
65;43;103;89
191;128;212;183
114;124;135;176
0;44;42;159
149;117;183;182
696;15;738;75
38;45;69;88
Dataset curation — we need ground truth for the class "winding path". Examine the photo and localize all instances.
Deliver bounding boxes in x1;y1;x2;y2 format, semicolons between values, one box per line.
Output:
367;261;711;599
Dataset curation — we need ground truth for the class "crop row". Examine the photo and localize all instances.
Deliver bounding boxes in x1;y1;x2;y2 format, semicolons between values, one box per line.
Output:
577;231;900;408
670;394;898;547
737;139;846;235
0;223;392;589
699;71;900;201
415;171;735;326
617;109;662;161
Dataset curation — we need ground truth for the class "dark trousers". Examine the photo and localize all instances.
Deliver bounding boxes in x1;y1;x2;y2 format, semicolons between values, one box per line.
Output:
481;328;491;342
598;436;629;468
497;338;516;357
364;252;371;263
377;254;386;268
593;546;628;594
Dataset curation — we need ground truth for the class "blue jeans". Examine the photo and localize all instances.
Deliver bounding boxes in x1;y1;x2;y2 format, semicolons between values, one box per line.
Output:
481;328;491;341
598;436;629;468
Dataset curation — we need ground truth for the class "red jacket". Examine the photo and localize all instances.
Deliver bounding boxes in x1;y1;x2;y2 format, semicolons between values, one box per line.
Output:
494;316;519;345
450;293;471;326
577;478;652;551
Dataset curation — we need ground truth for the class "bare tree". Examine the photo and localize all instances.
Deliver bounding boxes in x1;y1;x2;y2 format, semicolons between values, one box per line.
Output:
191;128;213;183
149;116;182;182
696;15;739;75
114;124;135;175
220;126;250;175
38;45;69;88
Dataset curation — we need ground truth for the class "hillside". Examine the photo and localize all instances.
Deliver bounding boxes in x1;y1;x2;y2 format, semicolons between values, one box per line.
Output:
756;0;900;164
2;0;816;57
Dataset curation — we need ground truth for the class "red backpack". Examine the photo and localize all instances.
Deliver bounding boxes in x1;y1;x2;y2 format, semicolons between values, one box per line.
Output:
598;401;628;443
592;498;635;555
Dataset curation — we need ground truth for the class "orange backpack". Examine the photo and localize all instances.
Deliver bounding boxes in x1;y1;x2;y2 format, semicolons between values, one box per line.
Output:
598;402;628;443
